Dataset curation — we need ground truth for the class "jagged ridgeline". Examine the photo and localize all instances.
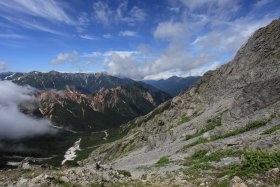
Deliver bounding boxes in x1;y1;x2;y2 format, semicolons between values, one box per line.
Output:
2;71;134;92
2;71;171;131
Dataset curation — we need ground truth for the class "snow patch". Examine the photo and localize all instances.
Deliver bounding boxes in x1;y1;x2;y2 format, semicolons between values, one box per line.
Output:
4;73;16;80
62;138;81;165
6;162;21;167
103;130;109;140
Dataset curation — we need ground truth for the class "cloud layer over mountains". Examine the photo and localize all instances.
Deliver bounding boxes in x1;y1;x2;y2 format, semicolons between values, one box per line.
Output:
0;81;55;140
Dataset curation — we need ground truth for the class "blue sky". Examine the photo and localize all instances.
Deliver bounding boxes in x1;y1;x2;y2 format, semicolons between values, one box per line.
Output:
0;0;279;80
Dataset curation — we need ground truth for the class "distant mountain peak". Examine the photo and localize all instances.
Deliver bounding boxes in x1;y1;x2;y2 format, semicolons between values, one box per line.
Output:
144;76;201;96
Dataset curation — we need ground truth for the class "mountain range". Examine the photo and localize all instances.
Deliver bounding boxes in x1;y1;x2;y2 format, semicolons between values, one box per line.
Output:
144;76;201;96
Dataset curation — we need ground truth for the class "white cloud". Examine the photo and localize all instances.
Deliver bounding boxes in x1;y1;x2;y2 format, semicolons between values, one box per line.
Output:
44;0;279;80
92;1;146;26
82;50;139;58
0;61;7;71
92;1;112;25
119;30;138;37
254;0;272;8
81;51;103;58
0;0;73;24
80;34;98;40
49;51;79;65
117;4;146;26
0;33;26;39
154;21;187;41
0;81;55;140
104;51;139;58
76;12;91;32
190;15;274;58
103;34;113;39
106;54;141;78
0;0;75;35
94;0;278;80
180;0;239;12
2;15;65;35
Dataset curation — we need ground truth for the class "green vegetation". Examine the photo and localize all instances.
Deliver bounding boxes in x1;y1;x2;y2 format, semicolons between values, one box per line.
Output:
90;183;103;187
210;180;230;187
261;124;280;135
220;149;280;178
183;160;212;179
117;170;132;177
267;113;277;121
203;149;242;162
183;149;242;166
156;156;170;166
178;116;190;125
212;120;266;140
76;128;126;162
183;137;208;149
183;149;280;184
141;101;171;124
182;120;267;151
53;178;73;187
185;117;221;140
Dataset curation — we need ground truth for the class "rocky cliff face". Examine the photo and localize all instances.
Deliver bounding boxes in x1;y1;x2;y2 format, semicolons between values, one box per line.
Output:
83;18;280;185
23;83;171;131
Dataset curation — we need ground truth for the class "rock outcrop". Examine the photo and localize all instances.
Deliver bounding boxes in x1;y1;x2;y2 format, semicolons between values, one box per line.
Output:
83;18;280;186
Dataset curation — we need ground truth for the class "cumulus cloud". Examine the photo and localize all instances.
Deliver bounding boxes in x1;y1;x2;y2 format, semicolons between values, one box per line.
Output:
190;16;274;57
96;1;277;79
0;61;7;71
0;81;55;140
47;1;278;80
49;51;79;65
154;21;188;42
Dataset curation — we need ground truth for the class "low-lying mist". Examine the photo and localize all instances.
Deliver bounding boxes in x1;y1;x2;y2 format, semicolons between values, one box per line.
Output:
0;81;56;140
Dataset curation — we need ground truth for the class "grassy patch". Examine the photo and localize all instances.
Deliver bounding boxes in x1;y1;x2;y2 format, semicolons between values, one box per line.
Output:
117;170;132;177
267;113;277;121
178;116;190;125
53;178;73;187
210;179;230;187
156;156;170;166
262;124;280;135
220;149;280;178
183;137;209;150
212;120;266;140
90;183;103;187
185;117;222;141
183;160;213;179
183;149;280;182
184;149;242;166
181;120;266;152
205;149;242;162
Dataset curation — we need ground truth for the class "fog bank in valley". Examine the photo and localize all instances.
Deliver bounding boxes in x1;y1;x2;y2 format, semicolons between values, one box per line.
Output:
0;81;55;140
